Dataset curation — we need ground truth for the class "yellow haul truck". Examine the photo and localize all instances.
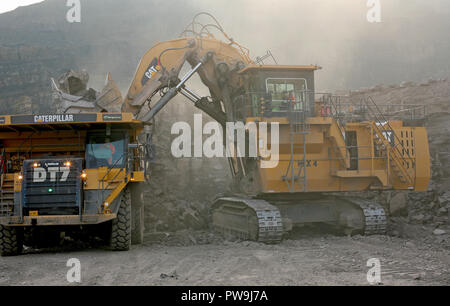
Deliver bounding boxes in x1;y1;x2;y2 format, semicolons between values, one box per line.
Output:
0;113;147;256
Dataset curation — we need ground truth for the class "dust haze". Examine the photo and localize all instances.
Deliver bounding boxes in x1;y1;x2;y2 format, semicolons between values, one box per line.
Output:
2;0;448;96
0;0;449;286
189;0;450;91
85;0;450;93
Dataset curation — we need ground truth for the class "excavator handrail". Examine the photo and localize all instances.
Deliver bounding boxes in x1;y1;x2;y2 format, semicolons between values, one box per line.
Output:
365;96;415;162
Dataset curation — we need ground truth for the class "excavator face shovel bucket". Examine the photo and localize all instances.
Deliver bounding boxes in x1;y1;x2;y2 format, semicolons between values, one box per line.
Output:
51;71;123;114
96;73;123;113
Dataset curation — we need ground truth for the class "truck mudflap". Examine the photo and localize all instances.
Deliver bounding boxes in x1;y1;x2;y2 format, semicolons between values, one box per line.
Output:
0;213;116;226
212;197;284;243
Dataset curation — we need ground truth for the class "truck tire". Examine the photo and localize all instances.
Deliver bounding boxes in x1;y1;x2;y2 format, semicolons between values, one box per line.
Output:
131;204;144;245
131;183;145;245
110;188;131;251
0;225;23;256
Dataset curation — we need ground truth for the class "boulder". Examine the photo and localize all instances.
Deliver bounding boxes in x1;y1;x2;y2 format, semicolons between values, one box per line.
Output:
433;229;447;235
389;192;408;216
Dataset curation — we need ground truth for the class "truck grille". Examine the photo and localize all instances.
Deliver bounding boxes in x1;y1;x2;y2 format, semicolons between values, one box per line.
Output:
22;158;83;215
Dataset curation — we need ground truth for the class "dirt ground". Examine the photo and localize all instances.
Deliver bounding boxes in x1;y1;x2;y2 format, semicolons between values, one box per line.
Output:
1;222;448;286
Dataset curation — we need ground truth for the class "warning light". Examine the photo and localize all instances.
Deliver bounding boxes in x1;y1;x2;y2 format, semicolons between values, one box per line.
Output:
64;161;71;167
33;163;39;167
104;202;109;207
18;174;23;180
81;171;87;179
48;188;54;193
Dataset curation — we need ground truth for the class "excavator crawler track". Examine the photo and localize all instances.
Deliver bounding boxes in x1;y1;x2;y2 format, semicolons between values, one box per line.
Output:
212;197;283;243
349;199;387;235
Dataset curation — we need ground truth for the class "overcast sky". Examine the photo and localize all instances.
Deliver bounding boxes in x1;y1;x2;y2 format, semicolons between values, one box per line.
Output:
0;0;44;14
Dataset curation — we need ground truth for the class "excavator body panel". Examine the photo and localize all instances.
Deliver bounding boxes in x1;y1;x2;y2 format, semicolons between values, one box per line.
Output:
232;66;430;195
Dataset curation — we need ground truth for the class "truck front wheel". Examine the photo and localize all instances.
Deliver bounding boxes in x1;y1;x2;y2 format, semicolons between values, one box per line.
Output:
110;188;131;251
0;225;23;256
131;183;145;245
131;204;144;245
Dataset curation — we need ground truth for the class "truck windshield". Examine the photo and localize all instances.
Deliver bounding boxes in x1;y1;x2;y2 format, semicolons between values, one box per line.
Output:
85;133;125;168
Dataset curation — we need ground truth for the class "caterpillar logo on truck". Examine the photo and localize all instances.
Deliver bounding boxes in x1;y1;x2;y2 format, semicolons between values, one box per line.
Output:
34;114;74;123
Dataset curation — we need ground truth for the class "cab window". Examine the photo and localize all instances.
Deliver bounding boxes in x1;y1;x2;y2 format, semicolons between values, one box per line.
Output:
266;78;307;112
86;133;125;168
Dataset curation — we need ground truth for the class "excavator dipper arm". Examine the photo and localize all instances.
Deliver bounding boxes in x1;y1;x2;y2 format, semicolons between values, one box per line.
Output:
140;52;213;122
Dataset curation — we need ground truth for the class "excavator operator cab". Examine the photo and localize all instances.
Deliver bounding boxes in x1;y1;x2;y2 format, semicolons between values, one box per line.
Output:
235;65;320;121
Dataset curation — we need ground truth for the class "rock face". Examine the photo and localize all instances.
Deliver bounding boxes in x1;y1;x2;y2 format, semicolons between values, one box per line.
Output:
0;45;76;114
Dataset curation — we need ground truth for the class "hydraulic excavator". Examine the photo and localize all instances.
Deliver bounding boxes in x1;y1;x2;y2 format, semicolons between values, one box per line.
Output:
52;13;430;244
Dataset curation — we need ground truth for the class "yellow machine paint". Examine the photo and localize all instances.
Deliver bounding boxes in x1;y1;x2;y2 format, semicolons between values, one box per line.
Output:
0;113;148;255
0;13;430;252
108;13;430;242
93;13;430;243
251;116;430;194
